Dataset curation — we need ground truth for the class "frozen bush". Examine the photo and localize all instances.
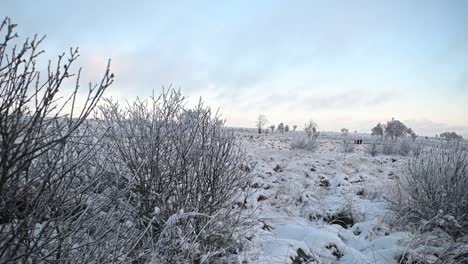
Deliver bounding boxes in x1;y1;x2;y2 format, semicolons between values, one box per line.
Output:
366;140;379;156
411;142;424;158
390;143;468;236
398;138;413;156
304;120;319;139
0;18;115;262
98;90;253;262
382;140;397;155
290;135;319;151
342;138;355;153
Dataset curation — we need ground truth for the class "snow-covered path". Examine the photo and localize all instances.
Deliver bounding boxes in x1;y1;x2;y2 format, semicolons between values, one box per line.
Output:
239;133;413;263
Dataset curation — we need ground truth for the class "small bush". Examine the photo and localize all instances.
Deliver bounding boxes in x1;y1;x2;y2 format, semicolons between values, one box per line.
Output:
382;141;397;155
398;138;413;156
411;142;423;158
99;90;253;262
366;141;379;156
342;138;355;153
390;143;468;236
291;135;319;151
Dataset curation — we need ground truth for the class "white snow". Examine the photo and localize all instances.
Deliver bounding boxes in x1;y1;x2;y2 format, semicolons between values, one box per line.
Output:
236;131;415;263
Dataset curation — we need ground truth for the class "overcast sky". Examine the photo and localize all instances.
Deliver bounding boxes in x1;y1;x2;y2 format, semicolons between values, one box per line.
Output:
2;0;468;137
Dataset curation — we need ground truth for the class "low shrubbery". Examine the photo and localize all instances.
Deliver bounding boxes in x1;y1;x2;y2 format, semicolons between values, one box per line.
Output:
291;135;319;151
99;91;253;262
342;138;356;153
390;143;468;236
0;19;253;263
365;140;379;156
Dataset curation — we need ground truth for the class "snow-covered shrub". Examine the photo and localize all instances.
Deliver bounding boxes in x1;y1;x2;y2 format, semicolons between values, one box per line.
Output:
382;140;397;155
291;134;319;151
0;18;115;262
342;138;355;153
390;143;468;236
411;142;423;158
366;140;379;156
99;90;253;262
397;138;413;156
304;120;319;139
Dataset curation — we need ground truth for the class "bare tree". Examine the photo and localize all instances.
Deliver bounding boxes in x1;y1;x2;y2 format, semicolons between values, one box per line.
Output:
440;132;463;142
0;17;115;262
341;129;354;153
256;114;267;134
277;123;285;134
384;118;408;141
371;123;384;141
269;125;275;133
304;120;319;140
293;125;297;131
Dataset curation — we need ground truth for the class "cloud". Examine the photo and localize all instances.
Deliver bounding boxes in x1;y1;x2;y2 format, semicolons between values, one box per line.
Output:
404;119;468;138
232;88;399;112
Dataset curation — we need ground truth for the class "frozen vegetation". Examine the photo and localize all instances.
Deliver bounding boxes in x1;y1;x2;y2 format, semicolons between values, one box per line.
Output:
1;17;468;264
234;130;468;263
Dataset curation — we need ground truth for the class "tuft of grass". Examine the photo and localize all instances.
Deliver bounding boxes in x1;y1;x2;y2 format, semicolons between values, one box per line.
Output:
291;135;319;151
390;143;468;237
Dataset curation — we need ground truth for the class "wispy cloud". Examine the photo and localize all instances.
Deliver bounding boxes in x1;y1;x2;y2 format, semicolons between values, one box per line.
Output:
2;0;468;133
405;119;468;138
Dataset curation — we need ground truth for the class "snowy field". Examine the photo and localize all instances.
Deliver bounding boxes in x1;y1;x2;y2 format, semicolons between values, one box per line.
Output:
232;130;467;264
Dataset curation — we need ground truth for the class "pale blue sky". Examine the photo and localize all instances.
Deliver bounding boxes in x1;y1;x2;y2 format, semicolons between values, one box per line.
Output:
2;0;468;136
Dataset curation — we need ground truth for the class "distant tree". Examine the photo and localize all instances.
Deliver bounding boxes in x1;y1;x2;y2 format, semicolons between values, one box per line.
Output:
278;123;285;133
385;118;409;140
371;123;385;141
269;125;275;133
341;128;349;135
440;132;463;141
293;125;297;131
256;114;268;134
285;125;290;133
406;128;418;141
304;120;319;139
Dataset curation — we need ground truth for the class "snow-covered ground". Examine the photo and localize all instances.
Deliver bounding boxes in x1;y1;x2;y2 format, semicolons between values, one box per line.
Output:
236;131;416;264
